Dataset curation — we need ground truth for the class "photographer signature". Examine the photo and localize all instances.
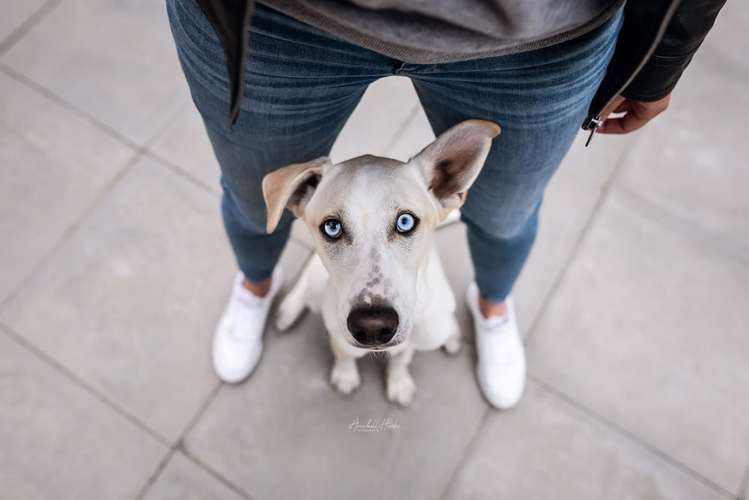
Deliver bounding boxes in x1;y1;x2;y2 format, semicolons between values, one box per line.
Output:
348;417;401;433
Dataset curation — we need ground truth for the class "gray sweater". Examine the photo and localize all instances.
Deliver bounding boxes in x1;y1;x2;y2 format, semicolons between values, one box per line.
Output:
259;0;623;64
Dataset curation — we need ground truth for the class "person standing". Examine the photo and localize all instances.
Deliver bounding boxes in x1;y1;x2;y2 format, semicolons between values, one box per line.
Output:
167;0;725;408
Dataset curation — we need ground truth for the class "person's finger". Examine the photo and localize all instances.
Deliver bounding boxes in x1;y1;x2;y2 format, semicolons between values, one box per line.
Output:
597;94;671;135
599;96;670;134
598;110;648;134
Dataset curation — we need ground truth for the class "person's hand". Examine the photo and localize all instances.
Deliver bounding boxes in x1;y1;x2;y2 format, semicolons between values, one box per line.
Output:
597;94;671;134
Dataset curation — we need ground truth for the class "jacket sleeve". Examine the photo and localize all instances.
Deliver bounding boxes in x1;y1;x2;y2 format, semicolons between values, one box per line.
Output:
622;0;727;101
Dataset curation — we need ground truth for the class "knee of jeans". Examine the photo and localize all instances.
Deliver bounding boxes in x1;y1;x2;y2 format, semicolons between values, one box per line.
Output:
460;204;539;242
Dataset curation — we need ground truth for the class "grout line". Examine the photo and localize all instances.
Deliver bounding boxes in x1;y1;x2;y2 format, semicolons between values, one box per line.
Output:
0;143;249;500
133;448;176;500
179;382;223;440
596;119;749;271
132;235;317;500
737;465;749;500
1;61;303;496
0;322;171;448
178;445;256;500
2;44;243;499
515;135;740;497
148;153;315;251
146;150;220;196
0;63;142;152
529;374;737;499
0;63;183;310
142;97;191;149
437;407;491;500
134;382;227;500
522;133;641;343
1;62;187;154
609;182;749;269
0;0;62;56
493;131;741;500
144;114;320;253
0;149;141;309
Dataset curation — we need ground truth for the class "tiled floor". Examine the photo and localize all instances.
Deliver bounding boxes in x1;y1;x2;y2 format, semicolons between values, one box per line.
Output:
1;2;747;499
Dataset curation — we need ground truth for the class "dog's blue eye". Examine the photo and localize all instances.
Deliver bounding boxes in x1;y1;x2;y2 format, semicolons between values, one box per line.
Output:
322;218;343;239
395;212;417;234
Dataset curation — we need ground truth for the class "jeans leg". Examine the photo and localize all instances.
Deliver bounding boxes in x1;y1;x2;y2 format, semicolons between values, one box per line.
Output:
408;10;623;302
167;0;394;281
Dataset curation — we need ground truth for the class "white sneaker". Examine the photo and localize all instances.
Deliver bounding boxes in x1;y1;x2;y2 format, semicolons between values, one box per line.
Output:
212;266;283;383
466;282;526;409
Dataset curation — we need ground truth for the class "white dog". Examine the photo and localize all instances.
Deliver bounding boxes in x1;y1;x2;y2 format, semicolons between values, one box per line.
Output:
262;119;501;406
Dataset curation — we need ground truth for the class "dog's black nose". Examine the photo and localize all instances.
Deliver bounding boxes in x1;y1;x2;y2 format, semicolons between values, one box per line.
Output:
346;306;399;346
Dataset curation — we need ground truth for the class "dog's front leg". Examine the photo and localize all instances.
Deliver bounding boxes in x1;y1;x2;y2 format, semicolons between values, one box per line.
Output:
442;316;462;355
329;335;361;395
387;347;416;406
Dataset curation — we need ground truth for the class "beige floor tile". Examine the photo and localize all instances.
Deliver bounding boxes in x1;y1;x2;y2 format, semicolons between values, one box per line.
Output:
1;157;284;442
386;104;435;162
514;170;602;330
514;124;637;326
3;0;187;145
149;105;221;192
329;76;421;163
0;72;133;303
529;193;749;492
446;382;729;500
0;330;165;500
612;47;749;256
433;144;620;338
185;311;487;500
563;128;638;189
142;452;245;500
1;2;745;496
698;1;749;80
0;0;47;43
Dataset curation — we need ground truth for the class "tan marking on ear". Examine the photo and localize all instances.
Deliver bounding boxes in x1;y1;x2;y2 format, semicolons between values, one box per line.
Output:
261;157;328;233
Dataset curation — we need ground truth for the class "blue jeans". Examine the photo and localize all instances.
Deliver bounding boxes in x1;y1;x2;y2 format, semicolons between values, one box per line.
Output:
167;0;622;302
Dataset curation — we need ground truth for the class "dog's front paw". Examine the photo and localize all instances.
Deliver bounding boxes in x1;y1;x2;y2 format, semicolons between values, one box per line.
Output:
442;333;462;355
274;307;296;332
387;371;416;406
330;364;360;395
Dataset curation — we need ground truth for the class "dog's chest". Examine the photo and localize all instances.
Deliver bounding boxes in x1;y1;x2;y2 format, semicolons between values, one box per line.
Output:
407;247;457;351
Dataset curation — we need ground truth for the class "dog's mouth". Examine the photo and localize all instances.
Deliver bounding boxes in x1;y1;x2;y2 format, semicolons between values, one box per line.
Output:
345;326;409;351
350;337;401;351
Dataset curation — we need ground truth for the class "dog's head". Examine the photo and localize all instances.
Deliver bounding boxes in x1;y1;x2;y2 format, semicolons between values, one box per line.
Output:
262;119;500;351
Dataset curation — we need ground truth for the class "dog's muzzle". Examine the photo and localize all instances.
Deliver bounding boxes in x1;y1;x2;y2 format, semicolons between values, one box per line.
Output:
346;305;399;347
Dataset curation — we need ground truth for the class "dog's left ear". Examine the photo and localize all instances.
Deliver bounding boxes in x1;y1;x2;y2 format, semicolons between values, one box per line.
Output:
414;119;501;212
262;157;330;233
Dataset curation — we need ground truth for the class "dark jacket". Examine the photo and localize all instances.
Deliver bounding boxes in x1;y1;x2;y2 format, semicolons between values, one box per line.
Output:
197;0;726;134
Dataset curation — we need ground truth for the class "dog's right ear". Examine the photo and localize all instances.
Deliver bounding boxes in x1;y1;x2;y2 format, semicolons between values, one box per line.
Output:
414;119;501;214
262;157;329;233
